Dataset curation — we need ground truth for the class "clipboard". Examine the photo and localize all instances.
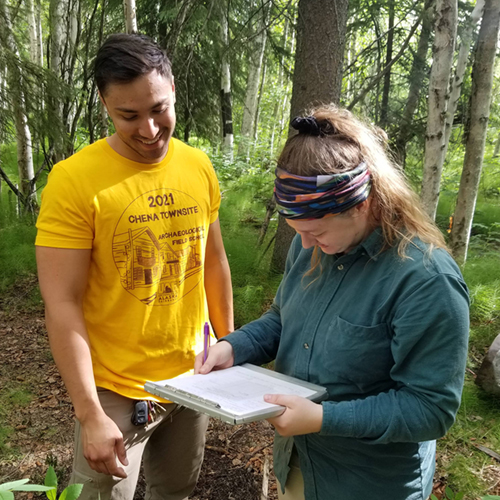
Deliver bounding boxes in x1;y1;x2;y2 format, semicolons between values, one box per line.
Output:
144;363;328;425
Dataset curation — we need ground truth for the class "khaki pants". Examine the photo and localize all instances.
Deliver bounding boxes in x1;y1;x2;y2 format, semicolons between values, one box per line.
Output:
70;388;208;500
277;447;305;500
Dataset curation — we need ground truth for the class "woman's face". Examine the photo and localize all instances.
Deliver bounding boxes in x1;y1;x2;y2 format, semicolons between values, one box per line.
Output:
286;200;374;255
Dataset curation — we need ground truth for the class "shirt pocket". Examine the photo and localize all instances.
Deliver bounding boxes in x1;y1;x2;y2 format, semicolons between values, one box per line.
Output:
321;316;394;387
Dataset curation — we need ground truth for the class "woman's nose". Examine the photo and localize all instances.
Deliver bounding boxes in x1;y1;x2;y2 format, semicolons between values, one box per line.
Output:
300;233;316;249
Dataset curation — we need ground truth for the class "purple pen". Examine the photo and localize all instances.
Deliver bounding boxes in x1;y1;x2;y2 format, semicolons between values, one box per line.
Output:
203;322;210;363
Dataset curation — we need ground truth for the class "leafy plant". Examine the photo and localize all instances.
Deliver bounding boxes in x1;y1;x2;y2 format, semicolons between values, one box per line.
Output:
0;479;54;500
44;466;83;500
431;486;464;500
0;466;83;500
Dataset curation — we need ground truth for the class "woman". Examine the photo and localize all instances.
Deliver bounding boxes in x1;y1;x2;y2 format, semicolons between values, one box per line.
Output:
196;105;469;500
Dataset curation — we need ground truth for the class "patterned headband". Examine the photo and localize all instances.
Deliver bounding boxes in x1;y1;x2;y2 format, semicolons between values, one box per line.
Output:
274;162;372;220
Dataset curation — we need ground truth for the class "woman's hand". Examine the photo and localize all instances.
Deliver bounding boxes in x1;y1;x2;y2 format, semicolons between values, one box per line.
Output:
265;395;323;436
194;340;235;374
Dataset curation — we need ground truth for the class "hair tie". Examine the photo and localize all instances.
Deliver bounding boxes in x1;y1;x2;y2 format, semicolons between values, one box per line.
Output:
291;116;321;136
291;116;338;137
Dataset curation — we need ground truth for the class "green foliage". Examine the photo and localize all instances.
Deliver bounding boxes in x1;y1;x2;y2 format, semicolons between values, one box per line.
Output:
430;487;465;500
0;222;37;293
0;383;32;459
0;479;55;500
468;282;500;323
44;466;83;500
7;388;32;407
437;358;500;496
215;169;280;327
0;425;14;456
0;467;82;500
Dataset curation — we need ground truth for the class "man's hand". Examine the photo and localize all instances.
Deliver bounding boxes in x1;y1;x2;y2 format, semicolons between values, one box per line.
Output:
265;395;323;437
80;411;129;478
194;341;235;374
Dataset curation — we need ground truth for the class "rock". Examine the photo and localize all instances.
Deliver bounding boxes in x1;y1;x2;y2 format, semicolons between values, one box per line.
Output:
476;333;500;396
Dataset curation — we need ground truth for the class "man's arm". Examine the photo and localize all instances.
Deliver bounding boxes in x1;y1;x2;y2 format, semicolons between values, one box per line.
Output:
36;247;128;477
204;218;234;338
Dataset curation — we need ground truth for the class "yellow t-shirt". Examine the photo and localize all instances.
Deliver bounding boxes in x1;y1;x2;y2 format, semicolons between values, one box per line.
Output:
36;138;221;399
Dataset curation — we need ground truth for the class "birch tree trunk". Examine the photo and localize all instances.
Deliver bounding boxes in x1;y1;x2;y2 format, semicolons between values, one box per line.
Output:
278;24;295;139
449;0;500;265
27;0;38;64
268;17;288;156
123;0;137;34
0;0;36;210
36;0;43;67
238;2;268;160
269;15;296;156
220;0;233;159
270;0;349;273
394;0;434;166
420;0;458;220
442;0;485;158
100;101;108;139
253;60;266;143
493;132;500;157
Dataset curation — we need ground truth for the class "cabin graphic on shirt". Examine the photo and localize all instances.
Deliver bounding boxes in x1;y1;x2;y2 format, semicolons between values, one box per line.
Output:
112;226;202;305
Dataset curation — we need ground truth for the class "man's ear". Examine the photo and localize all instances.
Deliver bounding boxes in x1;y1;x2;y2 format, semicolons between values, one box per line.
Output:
171;76;176;104
98;90;107;109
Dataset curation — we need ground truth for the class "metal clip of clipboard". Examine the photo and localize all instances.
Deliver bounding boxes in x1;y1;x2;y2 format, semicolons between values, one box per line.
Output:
161;384;222;409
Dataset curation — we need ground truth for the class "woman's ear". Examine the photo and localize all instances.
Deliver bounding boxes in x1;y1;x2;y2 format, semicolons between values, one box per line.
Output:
354;198;371;216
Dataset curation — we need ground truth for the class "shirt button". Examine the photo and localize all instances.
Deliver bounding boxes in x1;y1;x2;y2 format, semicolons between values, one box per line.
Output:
337;264;344;270
303;343;309;349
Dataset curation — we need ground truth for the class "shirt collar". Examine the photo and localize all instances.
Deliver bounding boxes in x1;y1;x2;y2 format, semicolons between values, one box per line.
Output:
357;226;384;260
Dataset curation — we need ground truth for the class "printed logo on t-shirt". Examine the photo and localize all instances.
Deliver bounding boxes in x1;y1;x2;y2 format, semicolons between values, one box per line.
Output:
112;188;206;306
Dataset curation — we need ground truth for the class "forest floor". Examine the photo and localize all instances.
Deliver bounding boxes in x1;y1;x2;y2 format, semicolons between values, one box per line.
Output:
0;277;496;500
0;277;277;500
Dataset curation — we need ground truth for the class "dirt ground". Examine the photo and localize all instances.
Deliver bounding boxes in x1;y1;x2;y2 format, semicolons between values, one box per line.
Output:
0;284;277;500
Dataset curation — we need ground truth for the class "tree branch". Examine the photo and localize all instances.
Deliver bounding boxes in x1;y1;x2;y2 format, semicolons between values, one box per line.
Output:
347;13;422;111
0;163;22;200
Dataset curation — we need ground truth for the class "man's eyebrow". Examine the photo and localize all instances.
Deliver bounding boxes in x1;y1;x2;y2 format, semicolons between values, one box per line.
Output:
115;99;170;114
151;99;169;109
115;107;137;113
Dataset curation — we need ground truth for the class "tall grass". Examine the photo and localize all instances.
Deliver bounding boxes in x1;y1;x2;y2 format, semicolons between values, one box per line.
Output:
0;221;37;293
217;169;281;327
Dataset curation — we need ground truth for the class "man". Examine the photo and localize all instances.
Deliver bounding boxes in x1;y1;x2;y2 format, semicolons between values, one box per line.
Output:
35;33;234;500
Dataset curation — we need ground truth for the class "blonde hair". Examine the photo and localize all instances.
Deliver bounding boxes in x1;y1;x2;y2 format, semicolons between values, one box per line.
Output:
277;105;447;273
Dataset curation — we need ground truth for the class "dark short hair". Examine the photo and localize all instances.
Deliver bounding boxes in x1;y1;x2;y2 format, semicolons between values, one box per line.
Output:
95;33;172;96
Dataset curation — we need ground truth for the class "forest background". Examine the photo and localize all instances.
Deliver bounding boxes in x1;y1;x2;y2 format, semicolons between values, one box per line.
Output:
0;0;500;499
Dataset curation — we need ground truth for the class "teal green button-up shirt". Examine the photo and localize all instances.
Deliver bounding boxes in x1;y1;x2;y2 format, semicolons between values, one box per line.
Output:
223;229;469;500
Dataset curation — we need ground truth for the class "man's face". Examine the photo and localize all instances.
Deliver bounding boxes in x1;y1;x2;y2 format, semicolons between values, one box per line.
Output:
101;71;176;164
